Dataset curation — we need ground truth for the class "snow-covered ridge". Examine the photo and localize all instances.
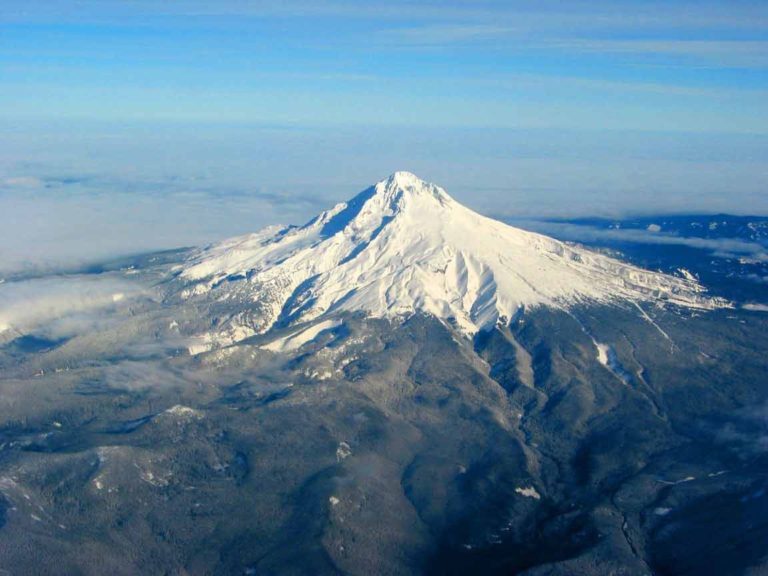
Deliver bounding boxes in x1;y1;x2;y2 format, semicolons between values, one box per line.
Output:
262;319;341;353
179;171;724;337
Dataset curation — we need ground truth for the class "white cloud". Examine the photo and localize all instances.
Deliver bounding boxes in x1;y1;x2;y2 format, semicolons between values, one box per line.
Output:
554;39;768;68
517;221;768;262
0;276;148;336
377;24;518;46
1;176;43;189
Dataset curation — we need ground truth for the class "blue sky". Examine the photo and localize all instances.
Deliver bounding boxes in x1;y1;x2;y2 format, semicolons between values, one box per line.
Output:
3;0;768;130
1;1;767;271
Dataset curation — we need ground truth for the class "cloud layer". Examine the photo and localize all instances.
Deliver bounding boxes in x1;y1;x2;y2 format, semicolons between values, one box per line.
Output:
1;121;767;274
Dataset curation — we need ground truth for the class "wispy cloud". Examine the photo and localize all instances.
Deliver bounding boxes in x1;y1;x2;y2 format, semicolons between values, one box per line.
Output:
5;1;767;34
516;220;768;262
462;72;768;98
0;0;495;24
101;360;193;390
376;24;518;46
556;39;768;69
0;168;327;208
0;175;44;189
744;274;768;285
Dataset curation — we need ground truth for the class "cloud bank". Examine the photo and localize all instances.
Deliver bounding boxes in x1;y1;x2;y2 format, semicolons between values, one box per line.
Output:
515;220;768;263
0;276;148;336
1;120;766;275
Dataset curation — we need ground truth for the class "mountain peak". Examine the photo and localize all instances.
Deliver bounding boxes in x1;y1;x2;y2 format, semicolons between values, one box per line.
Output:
370;171;453;207
180;174;724;341
387;170;422;186
383;171;442;194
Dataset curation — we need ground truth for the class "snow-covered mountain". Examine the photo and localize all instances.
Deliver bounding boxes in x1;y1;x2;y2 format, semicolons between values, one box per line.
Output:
178;172;722;339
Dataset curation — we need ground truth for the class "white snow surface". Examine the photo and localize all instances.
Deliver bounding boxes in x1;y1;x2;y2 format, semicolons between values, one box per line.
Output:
595;342;611;367
262;319;341;353
180;172;721;336
515;486;541;500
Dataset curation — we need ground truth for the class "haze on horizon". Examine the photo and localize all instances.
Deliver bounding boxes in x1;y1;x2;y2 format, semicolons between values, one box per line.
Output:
1;0;767;272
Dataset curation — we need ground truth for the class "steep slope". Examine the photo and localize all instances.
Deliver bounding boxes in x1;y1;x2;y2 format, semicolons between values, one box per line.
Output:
178;172;722;339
